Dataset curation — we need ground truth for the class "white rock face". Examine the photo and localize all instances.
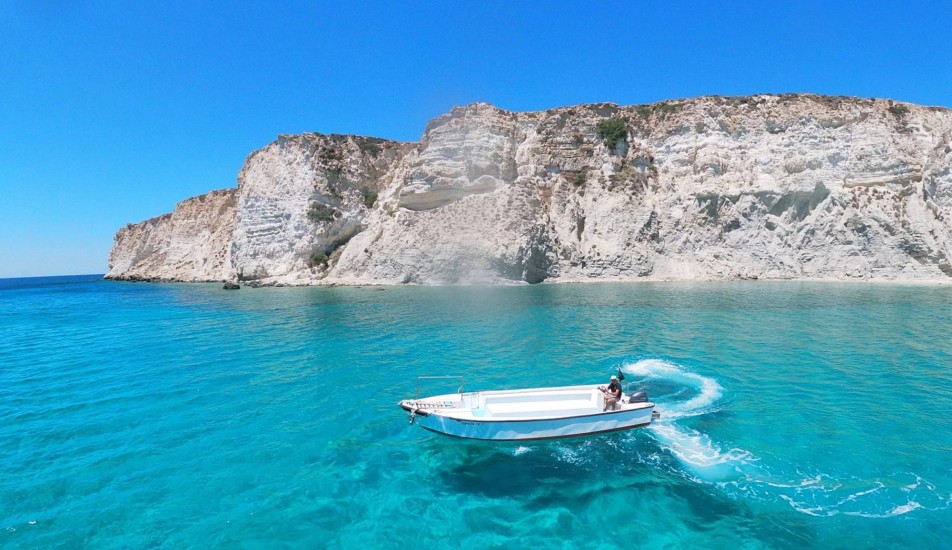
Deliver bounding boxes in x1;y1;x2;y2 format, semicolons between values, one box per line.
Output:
229;134;405;284
105;189;237;281
108;95;952;285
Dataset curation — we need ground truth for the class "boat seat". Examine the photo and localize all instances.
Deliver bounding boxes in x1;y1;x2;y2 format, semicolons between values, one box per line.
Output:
485;399;598;418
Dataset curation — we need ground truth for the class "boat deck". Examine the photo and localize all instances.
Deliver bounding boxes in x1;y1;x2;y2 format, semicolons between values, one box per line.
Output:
404;384;651;421
486;398;598;417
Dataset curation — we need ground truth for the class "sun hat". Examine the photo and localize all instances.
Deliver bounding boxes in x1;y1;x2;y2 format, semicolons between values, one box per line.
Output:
610;375;617;380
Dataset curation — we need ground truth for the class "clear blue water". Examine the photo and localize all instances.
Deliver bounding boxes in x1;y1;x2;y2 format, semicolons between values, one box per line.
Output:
2;276;950;548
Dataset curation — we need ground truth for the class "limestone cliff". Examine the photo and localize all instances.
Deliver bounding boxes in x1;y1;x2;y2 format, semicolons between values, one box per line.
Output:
231;134;408;283
107;95;952;285
105;189;237;282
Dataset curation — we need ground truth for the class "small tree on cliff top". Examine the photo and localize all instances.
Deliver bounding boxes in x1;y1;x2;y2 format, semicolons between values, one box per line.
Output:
596;117;628;151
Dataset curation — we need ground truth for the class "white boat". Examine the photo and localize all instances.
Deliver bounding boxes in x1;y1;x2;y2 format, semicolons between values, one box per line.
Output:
398;377;658;441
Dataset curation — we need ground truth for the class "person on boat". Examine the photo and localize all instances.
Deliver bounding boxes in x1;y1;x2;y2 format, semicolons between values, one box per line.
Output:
602;375;622;411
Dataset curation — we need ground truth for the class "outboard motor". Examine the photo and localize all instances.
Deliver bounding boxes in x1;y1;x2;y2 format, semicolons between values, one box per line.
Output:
629;390;649;403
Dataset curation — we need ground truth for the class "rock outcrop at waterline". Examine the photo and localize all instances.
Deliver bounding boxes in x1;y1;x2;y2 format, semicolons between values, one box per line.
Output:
106;95;952;285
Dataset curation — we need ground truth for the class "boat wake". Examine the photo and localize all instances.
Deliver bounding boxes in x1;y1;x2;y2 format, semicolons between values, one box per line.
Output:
622;359;751;481
617;358;951;518
622;358;725;420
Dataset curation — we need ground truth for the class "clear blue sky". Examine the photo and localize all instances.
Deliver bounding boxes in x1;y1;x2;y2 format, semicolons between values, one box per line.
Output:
2;1;950;277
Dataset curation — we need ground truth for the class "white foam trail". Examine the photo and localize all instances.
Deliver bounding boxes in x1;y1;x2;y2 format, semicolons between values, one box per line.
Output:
617;359;946;519
619;359;750;481
648;423;754;481
779;495;837;517
844;501;924;518
843;483;883;502
888;501;923;515
621;358;723;418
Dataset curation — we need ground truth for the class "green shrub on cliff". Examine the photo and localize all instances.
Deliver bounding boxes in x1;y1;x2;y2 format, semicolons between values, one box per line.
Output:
310;251;328;266
596;117;628;150
307;202;336;223
362;189;378;208
888;103;910;120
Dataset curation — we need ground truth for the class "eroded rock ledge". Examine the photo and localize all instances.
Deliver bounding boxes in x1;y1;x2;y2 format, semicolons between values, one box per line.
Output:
106;95;952;285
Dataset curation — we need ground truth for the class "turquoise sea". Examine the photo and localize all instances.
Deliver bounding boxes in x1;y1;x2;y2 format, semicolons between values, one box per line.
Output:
1;276;950;548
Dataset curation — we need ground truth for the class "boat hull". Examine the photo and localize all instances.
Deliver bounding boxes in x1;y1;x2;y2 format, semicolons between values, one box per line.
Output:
399;383;657;441
413;407;654;441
